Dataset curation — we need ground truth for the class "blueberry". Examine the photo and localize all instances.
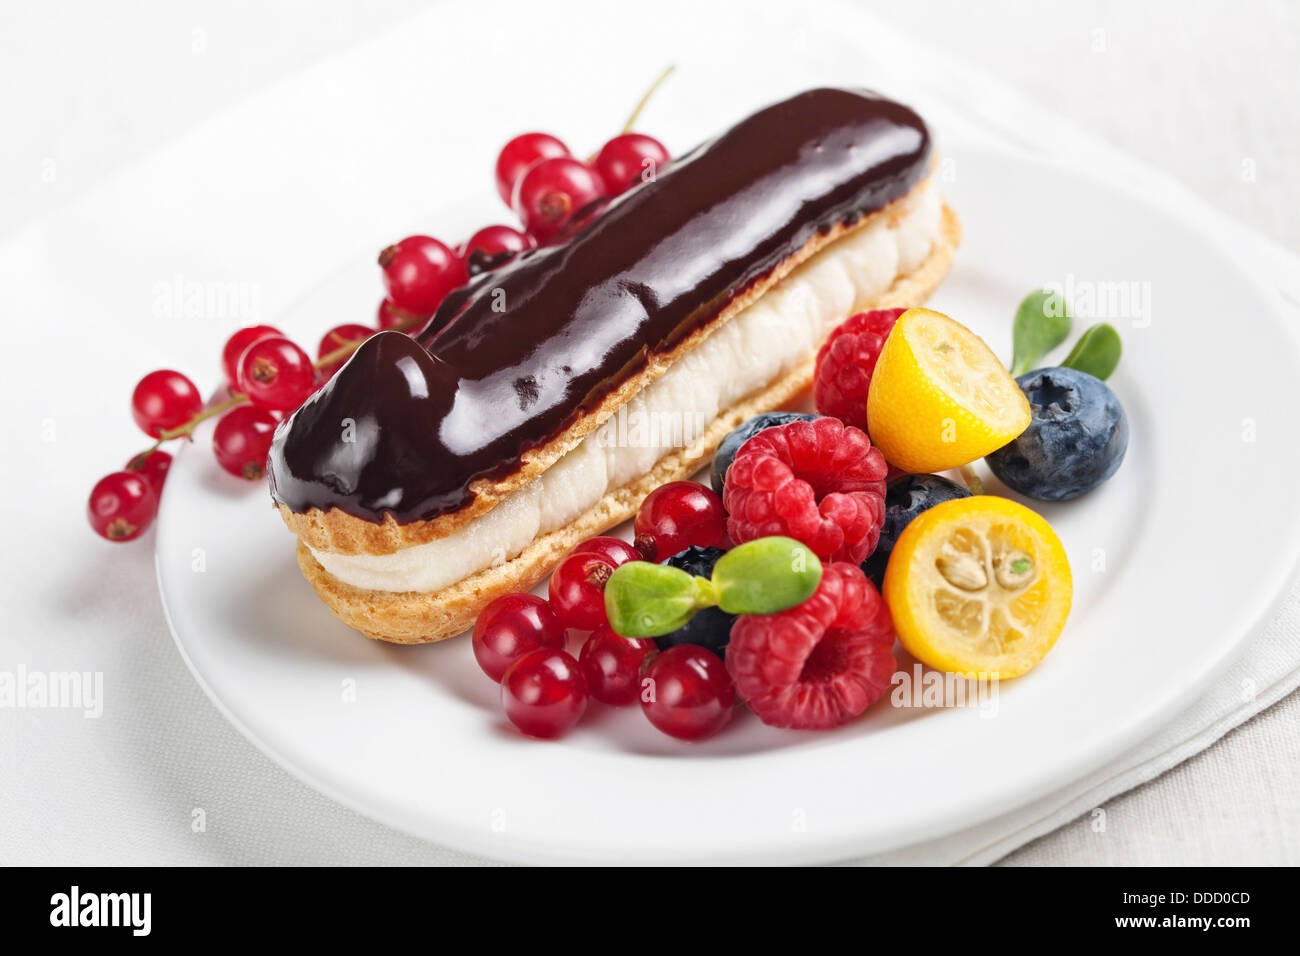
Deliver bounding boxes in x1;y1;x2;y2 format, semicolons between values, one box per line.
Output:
654;546;735;659
711;412;820;495
986;366;1128;501
861;474;970;588
660;544;725;579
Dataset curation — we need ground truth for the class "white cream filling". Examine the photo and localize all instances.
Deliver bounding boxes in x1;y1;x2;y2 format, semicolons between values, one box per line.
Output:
313;183;943;592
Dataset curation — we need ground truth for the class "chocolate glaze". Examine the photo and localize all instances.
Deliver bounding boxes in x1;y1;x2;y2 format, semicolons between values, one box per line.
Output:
269;88;932;523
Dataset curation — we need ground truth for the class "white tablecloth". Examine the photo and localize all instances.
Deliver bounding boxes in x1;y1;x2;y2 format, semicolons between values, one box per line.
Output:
3;0;1298;865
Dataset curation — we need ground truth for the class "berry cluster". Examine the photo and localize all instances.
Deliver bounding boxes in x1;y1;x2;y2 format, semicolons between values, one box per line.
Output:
470;309;970;743
475;441;903;742
476;297;1096;742
375;128;670;329
475;484;736;742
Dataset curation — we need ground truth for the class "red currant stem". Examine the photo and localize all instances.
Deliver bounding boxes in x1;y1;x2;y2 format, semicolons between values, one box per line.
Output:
314;310;423;370
957;464;985;495
620;64;675;133
155;392;246;442
147;312;427;448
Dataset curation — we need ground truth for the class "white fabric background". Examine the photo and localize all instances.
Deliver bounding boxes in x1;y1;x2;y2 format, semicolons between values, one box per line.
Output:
2;0;1298;865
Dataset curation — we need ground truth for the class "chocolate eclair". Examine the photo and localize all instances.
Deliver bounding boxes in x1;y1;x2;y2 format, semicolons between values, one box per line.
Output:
269;87;961;643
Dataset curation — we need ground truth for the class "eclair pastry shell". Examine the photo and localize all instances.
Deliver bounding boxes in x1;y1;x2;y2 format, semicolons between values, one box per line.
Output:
292;202;961;643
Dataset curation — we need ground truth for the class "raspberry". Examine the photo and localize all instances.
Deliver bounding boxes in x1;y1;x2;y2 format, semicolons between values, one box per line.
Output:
813;308;907;428
727;563;895;729
723;416;887;563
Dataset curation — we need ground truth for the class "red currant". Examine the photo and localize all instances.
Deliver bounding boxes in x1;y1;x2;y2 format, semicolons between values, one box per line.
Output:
634;481;726;561
501;648;588;739
316;323;372;379
131;370;202;438
494;132;570;206
221;325;282;386
571;535;643;567
125;448;173;495
377;298;424;331
212;405;278;480
460;225;533;276
513;157;607;243
236;336;315;412
548;551;617;630
641;645;734;741
87;471;158;542
579;626;656;706
591;133;669;196
378;235;466;315
472;594;567;683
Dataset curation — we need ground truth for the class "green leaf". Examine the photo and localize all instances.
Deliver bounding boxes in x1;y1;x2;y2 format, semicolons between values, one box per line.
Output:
603;537;823;636
604;562;716;637
1011;289;1071;377
1061;323;1122;380
712;537;823;615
